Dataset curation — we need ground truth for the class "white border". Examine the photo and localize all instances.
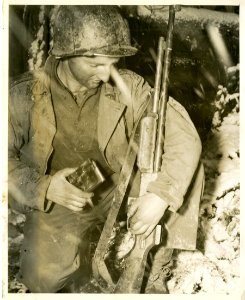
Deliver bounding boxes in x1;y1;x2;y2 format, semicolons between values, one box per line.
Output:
2;1;244;300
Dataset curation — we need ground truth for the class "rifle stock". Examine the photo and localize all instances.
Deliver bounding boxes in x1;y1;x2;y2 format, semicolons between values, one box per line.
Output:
114;224;162;293
114;5;176;293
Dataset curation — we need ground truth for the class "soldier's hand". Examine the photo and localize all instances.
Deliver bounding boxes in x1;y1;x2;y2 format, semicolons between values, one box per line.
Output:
46;168;94;212
127;192;168;238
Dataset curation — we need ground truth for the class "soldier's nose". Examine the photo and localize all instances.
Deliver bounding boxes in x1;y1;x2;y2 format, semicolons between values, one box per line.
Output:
97;65;111;83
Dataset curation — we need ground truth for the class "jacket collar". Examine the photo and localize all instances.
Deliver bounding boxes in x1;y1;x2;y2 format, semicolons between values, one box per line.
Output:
31;59;128;153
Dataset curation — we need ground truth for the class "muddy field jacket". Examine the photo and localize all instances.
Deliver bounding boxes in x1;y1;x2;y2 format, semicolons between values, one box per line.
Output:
9;63;203;248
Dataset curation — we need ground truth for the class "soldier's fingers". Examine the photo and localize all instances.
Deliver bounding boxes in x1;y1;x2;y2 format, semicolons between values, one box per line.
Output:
67;197;90;208
67;185;94;198
130;221;145;233
133;224;148;235
127;202;138;218
142;225;155;239
67;204;84;212
128;215;140;230
78;190;94;198
59;168;77;177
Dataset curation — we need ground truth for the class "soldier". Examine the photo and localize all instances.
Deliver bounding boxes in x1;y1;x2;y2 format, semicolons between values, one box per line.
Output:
9;5;204;293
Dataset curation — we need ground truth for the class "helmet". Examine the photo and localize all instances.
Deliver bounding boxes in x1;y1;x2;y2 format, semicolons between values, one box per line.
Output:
50;5;137;58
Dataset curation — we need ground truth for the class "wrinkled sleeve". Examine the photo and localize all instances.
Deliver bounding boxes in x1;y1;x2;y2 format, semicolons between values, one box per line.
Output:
118;70;152;134
8;83;52;212
147;98;202;212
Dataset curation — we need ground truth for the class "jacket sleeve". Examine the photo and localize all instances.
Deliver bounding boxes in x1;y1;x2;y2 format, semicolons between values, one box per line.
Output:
8;80;52;212
147;97;202;212
118;69;152;135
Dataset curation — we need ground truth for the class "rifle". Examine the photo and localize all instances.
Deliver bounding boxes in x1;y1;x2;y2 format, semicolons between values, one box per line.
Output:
92;5;177;293
114;5;176;293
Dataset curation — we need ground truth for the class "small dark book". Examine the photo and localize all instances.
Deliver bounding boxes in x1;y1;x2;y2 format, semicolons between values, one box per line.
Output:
67;159;105;192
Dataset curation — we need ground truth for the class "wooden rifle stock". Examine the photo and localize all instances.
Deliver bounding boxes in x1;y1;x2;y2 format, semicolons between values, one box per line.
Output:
114;6;176;293
114;225;161;293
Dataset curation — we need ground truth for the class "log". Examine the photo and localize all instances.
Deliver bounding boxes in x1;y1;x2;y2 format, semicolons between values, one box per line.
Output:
124;6;239;66
121;6;239;139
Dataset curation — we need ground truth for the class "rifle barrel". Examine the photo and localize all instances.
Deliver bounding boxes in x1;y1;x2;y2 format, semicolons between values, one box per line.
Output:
152;37;165;114
154;6;176;172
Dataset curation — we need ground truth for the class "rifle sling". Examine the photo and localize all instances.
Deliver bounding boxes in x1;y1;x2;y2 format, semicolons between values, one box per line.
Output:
92;96;151;273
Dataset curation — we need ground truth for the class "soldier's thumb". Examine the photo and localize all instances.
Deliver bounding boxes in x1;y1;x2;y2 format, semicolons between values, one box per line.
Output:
58;168;77;178
127;202;138;218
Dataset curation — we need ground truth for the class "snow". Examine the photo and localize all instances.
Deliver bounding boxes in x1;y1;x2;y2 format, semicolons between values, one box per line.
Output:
167;68;240;294
28;6;46;71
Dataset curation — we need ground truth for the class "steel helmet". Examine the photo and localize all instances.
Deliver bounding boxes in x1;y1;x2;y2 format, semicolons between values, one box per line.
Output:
50;5;137;58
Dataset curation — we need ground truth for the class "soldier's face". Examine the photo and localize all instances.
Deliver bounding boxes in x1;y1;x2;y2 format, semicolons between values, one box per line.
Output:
67;56;119;89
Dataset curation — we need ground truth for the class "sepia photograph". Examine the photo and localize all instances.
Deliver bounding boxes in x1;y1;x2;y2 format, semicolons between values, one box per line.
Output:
3;2;242;297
